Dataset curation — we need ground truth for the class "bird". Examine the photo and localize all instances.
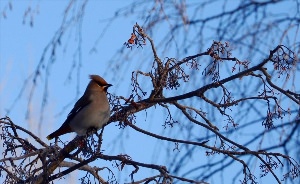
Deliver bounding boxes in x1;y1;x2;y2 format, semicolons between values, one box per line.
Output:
46;75;112;140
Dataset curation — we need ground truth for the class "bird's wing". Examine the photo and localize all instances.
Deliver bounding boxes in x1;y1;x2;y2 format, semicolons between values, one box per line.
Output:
46;94;92;140
62;94;92;126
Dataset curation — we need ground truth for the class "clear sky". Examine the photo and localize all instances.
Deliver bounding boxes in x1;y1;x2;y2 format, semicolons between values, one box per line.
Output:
1;1;299;184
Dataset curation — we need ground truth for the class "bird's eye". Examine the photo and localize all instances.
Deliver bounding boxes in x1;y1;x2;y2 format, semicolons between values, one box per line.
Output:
96;82;103;87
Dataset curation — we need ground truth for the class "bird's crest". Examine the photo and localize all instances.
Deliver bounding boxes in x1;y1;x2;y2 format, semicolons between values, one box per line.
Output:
90;75;109;86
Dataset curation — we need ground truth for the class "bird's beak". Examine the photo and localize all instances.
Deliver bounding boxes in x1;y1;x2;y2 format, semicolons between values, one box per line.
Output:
104;84;112;91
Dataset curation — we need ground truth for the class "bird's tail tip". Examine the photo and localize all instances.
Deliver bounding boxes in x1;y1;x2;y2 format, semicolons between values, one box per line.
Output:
46;135;52;140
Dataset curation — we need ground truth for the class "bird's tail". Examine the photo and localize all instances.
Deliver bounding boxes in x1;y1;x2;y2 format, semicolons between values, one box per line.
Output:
46;124;72;140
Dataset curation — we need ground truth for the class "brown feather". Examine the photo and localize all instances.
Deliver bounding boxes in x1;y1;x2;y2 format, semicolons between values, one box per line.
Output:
89;75;109;86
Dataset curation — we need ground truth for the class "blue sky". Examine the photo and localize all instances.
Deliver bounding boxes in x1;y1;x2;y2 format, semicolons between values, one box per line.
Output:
1;1;299;184
0;0;143;182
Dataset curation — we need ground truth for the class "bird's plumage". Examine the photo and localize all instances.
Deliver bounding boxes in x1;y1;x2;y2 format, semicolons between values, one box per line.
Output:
46;75;112;140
